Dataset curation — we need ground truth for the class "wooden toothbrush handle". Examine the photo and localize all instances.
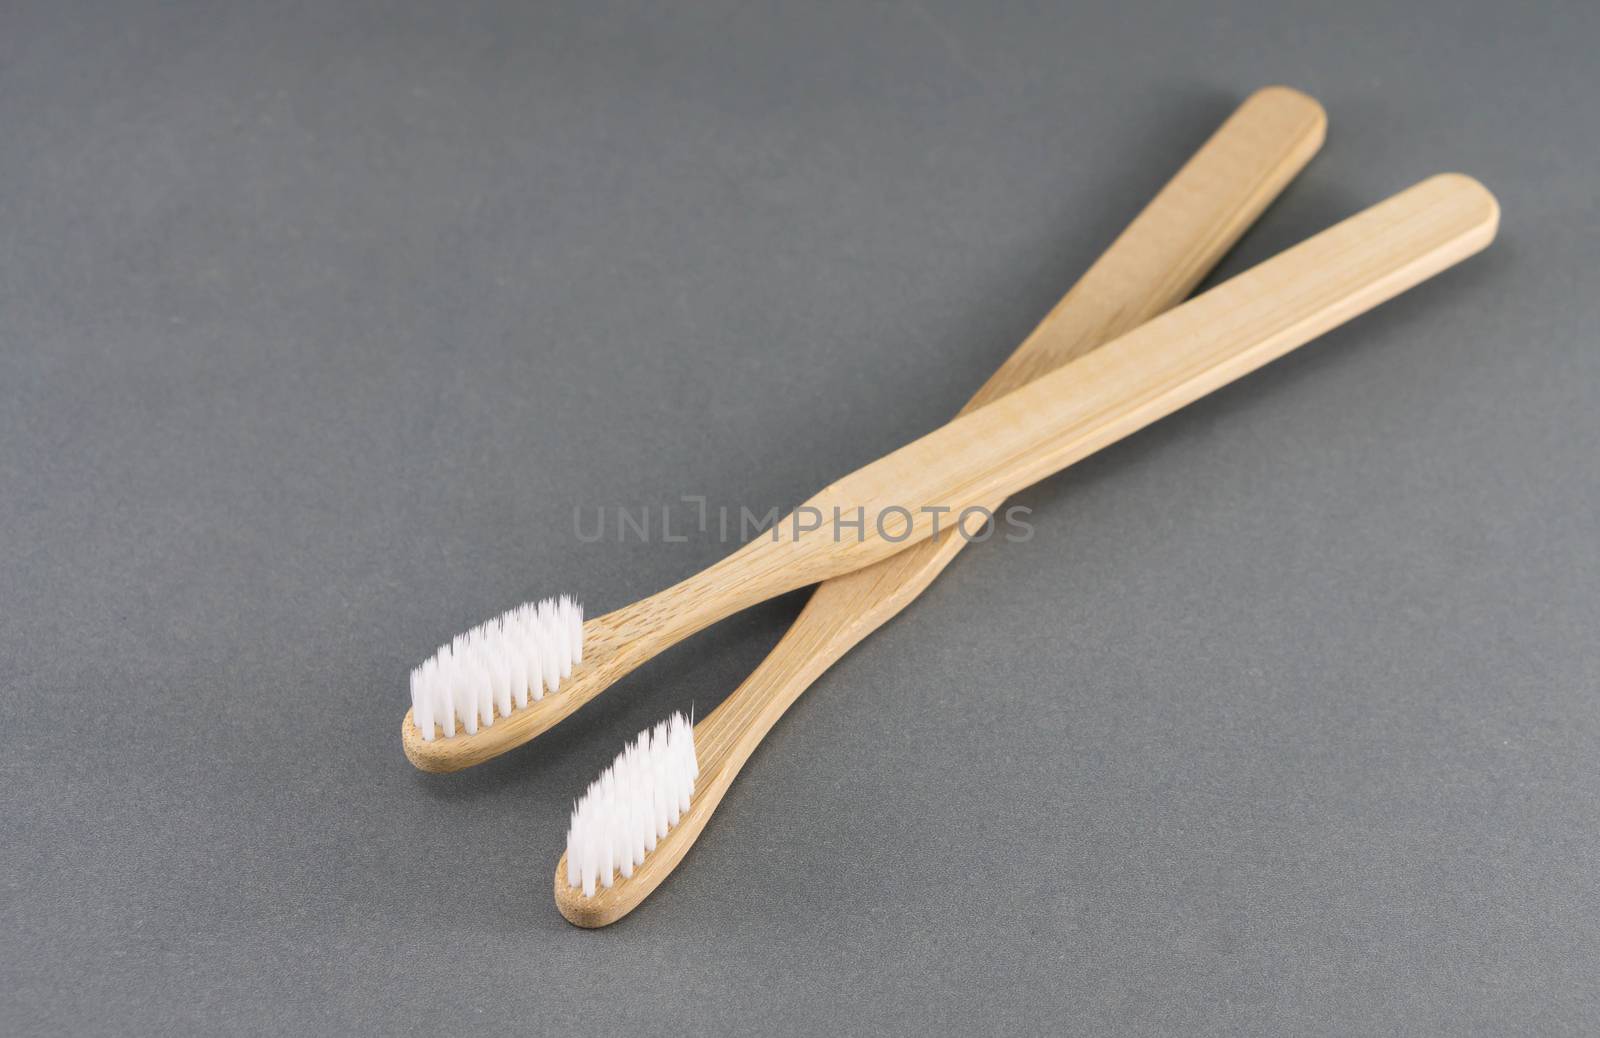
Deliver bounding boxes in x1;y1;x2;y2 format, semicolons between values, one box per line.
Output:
706;172;1497;609
971;85;1325;407
864;173;1497;518
693;86;1328;773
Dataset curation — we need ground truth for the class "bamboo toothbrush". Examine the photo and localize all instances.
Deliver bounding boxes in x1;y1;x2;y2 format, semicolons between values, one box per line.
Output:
404;176;1498;777
548;84;1324;923
403;88;1331;773
552;171;1499;924
411;172;1496;778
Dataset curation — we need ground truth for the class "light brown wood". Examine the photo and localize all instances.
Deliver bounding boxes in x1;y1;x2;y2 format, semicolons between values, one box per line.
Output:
411;170;1497;780
554;170;1498;925
408;89;1326;775
552;85;1331;925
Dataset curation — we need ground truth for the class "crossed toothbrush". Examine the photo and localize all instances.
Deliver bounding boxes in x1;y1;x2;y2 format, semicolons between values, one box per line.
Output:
397;87;1499;926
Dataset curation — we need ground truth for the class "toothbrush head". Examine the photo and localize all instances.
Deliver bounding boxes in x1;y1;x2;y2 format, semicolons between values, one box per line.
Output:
556;711;699;926
407;595;584;743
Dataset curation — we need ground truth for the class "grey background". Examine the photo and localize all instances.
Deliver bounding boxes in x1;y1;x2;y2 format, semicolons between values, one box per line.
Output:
3;0;1596;1034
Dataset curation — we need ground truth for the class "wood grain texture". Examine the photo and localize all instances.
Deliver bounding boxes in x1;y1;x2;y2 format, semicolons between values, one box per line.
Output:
409;89;1327;774
554;169;1499;924
551;88;1327;922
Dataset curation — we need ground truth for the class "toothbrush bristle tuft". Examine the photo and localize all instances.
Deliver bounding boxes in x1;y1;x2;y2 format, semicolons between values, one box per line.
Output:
565;711;698;897
408;596;584;741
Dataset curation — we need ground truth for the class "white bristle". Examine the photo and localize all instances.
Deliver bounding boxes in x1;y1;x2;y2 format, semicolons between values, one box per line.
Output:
410;596;585;741
565;711;698;897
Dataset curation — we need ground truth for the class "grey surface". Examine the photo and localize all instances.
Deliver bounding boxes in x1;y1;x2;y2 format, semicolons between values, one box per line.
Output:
3;1;1597;1034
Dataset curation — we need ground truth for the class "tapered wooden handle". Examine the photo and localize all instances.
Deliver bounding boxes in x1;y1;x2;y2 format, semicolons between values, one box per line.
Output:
970;85;1325;408
697;86;1329;822
771;173;1497;582
648;174;1497;629
733;87;1326;718
690;85;1335;800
